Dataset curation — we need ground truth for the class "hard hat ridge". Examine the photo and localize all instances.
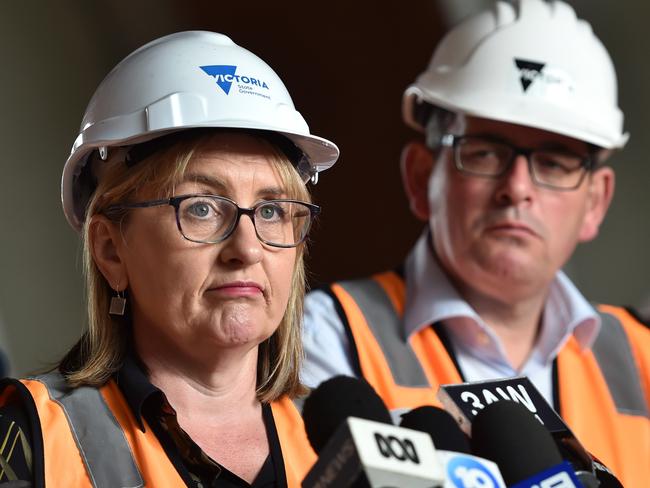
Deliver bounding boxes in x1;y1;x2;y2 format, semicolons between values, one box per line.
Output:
403;0;628;150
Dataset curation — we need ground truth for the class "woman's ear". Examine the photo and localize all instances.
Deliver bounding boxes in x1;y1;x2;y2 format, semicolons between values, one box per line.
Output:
89;215;129;290
578;166;615;242
400;141;435;221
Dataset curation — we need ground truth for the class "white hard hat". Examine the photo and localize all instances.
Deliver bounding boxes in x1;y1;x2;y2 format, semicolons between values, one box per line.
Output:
403;0;628;150
61;31;339;231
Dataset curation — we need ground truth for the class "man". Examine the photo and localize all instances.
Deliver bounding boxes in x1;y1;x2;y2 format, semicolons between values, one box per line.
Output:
302;1;650;486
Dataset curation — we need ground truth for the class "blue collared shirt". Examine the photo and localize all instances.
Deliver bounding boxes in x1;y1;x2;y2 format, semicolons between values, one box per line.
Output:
302;231;600;406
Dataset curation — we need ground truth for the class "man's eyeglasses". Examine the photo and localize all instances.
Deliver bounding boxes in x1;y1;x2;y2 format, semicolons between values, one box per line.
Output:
105;194;320;248
440;134;594;190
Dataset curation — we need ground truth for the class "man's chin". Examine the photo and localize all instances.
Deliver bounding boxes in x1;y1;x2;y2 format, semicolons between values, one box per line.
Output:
475;251;549;286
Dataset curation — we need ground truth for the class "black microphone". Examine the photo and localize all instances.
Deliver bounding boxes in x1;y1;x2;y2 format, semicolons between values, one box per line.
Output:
302;375;392;454
400;405;506;488
471;401;571;485
301;376;445;487
439;376;621;487
399;405;471;453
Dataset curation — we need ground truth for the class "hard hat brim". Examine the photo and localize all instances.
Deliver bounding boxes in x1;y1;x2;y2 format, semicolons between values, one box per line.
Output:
61;125;339;232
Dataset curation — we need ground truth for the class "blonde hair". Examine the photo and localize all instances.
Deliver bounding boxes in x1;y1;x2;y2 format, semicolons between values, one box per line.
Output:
60;130;310;402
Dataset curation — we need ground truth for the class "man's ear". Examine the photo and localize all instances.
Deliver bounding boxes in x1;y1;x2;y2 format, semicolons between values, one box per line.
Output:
89;215;129;290
400;141;435;221
578;166;615;242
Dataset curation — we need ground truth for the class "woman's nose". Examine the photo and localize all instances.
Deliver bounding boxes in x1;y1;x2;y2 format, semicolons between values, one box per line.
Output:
218;215;264;266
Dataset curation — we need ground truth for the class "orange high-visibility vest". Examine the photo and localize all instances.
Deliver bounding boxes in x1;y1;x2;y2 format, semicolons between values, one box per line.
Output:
0;372;315;487
328;270;650;488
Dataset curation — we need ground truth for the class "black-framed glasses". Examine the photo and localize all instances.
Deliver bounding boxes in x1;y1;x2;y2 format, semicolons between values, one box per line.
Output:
105;194;321;248
440;134;594;190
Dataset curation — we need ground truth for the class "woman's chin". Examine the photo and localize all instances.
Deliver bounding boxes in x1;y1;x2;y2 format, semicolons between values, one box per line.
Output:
207;321;275;349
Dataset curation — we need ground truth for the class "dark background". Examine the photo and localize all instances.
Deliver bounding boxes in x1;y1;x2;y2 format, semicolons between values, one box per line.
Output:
0;1;648;375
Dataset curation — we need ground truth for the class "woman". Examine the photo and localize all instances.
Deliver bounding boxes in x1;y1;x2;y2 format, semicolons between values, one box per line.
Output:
0;31;338;487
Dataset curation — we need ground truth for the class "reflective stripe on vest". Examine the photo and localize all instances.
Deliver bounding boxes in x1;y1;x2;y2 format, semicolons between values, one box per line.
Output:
331;271;650;488
592;311;649;417
33;372;143;488
16;373;314;488
336;278;429;388
332;272;461;411
336;271;646;416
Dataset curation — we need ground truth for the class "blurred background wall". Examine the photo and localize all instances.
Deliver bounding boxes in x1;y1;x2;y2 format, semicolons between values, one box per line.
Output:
0;0;647;376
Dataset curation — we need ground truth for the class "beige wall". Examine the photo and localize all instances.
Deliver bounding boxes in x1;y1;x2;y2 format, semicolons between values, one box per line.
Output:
562;1;650;308
0;1;185;375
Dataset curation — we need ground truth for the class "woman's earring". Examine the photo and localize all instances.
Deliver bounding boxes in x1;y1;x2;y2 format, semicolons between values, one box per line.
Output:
109;287;126;316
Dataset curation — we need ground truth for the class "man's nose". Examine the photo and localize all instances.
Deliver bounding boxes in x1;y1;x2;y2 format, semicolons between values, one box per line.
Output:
494;155;535;206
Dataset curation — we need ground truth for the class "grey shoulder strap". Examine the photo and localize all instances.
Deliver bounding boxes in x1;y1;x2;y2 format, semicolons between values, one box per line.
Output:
593;311;649;417
32;372;144;488
337;277;430;388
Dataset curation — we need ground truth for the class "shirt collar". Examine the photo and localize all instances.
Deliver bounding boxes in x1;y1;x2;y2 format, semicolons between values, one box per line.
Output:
402;231;601;356
115;347;165;432
538;271;601;356
403;231;482;338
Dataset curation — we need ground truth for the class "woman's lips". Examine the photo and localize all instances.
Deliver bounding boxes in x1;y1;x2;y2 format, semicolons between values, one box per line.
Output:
209;281;264;297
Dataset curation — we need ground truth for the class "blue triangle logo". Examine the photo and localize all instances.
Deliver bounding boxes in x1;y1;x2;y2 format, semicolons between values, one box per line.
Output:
200;65;238;94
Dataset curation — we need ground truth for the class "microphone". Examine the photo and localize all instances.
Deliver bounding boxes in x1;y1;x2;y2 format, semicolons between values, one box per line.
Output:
471;401;584;487
301;375;445;487
302;375;392;453
439;376;619;487
399;405;471;453
437;376;565;437
400;406;506;488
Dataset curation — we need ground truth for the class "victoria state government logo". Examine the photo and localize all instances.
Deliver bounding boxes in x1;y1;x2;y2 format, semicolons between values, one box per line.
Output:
514;58;546;92
200;65;270;99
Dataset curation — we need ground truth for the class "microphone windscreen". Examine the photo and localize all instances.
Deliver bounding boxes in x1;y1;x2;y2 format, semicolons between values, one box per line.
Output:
302;375;392;453
470;401;563;485
399;405;471;453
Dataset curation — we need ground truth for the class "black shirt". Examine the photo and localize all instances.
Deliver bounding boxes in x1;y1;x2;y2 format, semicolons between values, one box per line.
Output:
0;355;288;487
